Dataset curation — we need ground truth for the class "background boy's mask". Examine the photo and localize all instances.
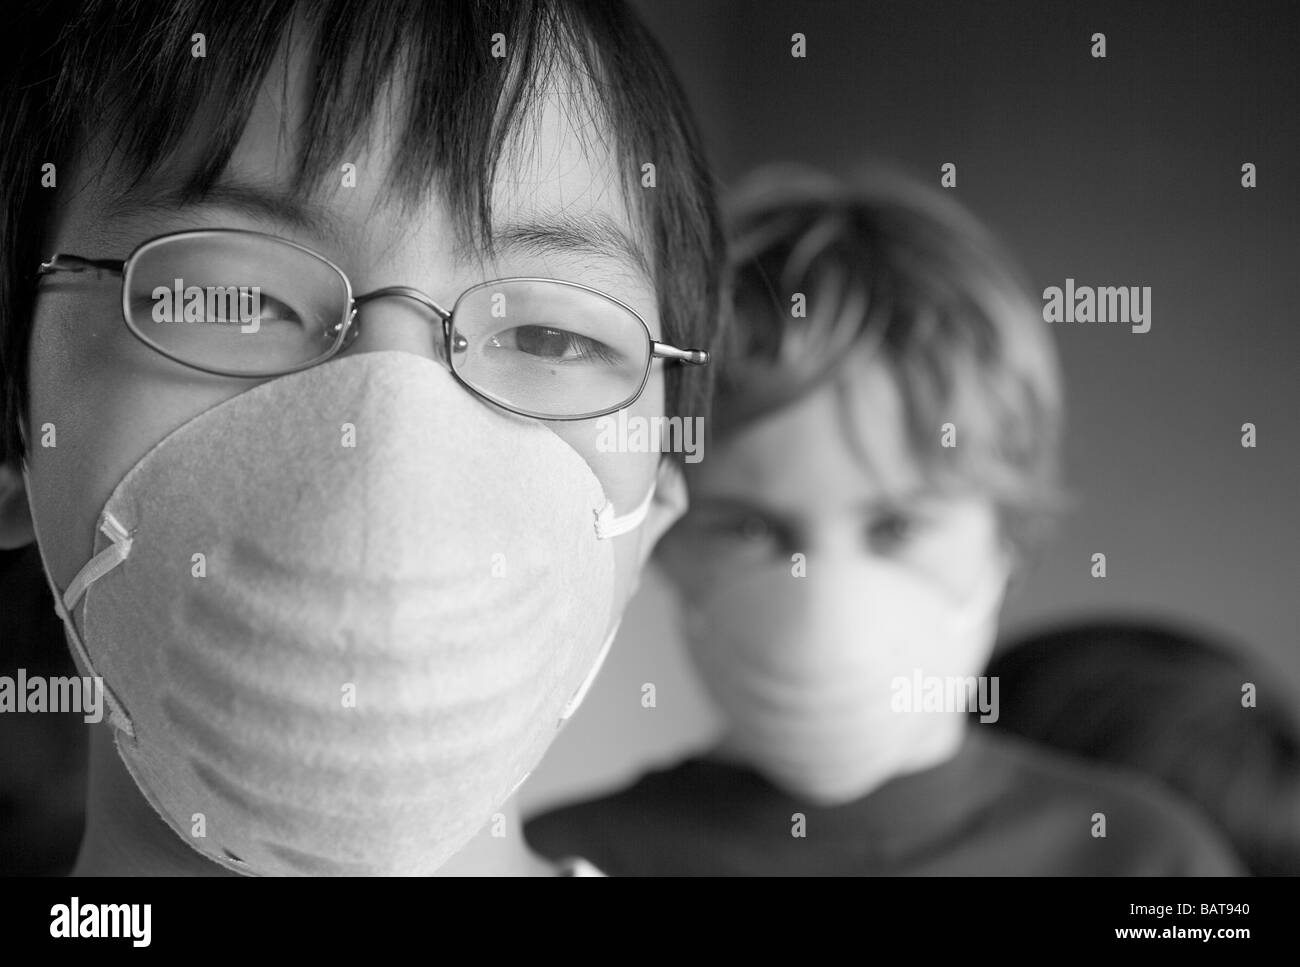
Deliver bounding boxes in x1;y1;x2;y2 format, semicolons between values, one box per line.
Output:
25;350;644;875
681;557;1006;806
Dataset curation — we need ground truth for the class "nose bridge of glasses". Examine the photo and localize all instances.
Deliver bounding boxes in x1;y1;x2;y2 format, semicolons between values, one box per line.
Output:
352;285;452;320
345;285;454;354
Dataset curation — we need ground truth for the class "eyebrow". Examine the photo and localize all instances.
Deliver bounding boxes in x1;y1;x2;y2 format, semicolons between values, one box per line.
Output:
490;210;656;291
695;490;937;523
856;489;944;514
692;495;794;525
104;180;349;245
105;180;656;289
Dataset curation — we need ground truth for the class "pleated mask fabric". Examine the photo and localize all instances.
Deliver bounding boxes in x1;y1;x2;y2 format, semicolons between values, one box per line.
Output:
31;351;638;875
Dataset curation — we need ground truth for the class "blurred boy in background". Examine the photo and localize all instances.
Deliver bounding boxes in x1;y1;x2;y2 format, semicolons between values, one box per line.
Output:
526;166;1243;875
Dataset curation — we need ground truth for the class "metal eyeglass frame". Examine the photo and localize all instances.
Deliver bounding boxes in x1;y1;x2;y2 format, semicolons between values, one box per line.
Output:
36;227;711;422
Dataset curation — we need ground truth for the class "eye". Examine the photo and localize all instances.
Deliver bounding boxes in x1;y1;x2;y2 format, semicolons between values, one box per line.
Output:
238;290;302;327
865;512;917;553
734;514;774;543
132;287;304;327
691;510;790;555
491;324;621;363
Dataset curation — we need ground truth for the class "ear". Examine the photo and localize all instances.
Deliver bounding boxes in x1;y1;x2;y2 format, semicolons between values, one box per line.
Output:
634;457;689;570
0;461;36;549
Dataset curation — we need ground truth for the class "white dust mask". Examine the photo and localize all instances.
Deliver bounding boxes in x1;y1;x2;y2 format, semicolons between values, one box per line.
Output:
681;555;1006;806
24;350;650;875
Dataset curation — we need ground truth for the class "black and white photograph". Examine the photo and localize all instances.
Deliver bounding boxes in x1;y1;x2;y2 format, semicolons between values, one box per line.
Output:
0;0;1294;945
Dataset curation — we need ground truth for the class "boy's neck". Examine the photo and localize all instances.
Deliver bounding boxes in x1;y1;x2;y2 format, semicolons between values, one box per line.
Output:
72;726;552;876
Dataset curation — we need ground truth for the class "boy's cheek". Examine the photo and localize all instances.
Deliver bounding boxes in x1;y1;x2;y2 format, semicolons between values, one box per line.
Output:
651;530;713;601
24;298;251;591
901;500;1007;602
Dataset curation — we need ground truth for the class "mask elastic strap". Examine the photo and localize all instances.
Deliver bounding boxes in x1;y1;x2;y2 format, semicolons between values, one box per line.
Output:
502;619;623;806
21;463;135;737
63;513;133;611
559;618;620;724
594;485;655;541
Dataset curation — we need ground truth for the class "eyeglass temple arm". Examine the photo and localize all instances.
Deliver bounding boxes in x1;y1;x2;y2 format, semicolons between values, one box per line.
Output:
37;255;126;277
651;341;709;365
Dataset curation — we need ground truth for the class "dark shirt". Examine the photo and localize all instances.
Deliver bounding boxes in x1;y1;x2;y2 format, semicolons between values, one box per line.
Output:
525;730;1243;875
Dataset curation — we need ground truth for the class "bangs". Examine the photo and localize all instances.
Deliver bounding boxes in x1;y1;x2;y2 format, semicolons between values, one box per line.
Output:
55;1;635;247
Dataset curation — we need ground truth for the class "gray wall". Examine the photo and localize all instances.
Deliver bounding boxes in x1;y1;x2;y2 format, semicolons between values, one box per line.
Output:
522;0;1300;813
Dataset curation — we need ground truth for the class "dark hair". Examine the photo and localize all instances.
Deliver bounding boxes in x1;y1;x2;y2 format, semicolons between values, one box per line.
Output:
718;164;1064;552
0;0;723;465
989;621;1300;875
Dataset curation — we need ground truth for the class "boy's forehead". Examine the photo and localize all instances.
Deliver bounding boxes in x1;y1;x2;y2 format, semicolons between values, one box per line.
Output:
81;39;652;293
486;92;653;288
702;359;931;510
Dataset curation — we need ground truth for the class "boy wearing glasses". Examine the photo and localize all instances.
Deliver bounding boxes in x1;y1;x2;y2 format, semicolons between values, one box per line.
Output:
526;167;1242;875
0;1;720;876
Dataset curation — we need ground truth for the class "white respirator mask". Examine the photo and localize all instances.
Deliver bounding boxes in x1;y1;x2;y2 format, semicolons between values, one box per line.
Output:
25;351;648;875
681;555;1006;806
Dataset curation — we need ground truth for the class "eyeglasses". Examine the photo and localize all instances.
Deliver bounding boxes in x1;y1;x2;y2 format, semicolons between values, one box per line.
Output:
37;228;710;421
